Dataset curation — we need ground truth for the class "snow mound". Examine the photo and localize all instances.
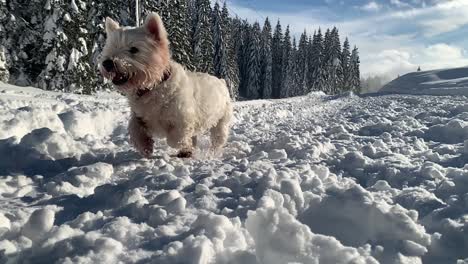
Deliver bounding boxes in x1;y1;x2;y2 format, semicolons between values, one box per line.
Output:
380;66;468;96
246;193;378;264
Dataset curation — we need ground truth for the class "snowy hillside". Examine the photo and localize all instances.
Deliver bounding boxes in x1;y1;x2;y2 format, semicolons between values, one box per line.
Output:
1;82;468;263
380;66;468;96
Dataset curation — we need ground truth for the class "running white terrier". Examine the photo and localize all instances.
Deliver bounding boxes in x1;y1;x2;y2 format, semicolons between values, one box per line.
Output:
99;13;232;158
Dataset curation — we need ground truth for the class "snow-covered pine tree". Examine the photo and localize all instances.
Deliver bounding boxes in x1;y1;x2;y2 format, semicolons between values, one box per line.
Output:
163;0;193;70
212;3;228;85
36;0;95;93
0;1;10;82
187;0;196;29
246;22;261;99
141;0;162;19
350;46;361;93
321;28;332;93
192;0;213;73
271;20;283;98
259;17;273;99
280;25;291;98
311;29;325;92
298;31;308;95
87;1;117;92
222;3;240;100
0;46;8;82
2;0;45;86
305;34;314;91
341;37;351;92
284;37;301;97
238;20;251;98
331;27;343;94
63;0;96;94
322;27;342;94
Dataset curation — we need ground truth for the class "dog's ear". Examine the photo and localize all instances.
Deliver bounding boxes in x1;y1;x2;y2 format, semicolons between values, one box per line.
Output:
144;12;167;42
105;17;120;35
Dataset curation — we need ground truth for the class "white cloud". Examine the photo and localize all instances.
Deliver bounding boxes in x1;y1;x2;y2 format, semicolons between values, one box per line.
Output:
367;50;415;78
368;44;468;78
361;1;380;12
389;0;468;36
418;44;468;70
390;0;411;8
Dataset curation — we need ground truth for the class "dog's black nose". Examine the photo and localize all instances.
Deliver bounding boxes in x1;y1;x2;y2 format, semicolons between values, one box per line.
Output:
102;59;114;72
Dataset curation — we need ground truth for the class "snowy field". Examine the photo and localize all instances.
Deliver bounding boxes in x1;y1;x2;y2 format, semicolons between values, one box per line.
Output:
1;82;468;264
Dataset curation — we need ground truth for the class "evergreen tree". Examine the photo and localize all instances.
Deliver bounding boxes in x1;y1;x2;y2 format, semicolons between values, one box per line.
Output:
297;30;308;94
311;29;325;92
259;17;273;99
36;0;95;93
2;0;45;86
212;2;227;80
163;0;193;70
221;3;239;99
322;27;342;94
350;46;361;93
284;37;301;97
305;34;314;91
238;20;251;98
271;20;283;98
63;0;96;94
331;27;343;94
0;1;11;82
0;46;8;82
246;22;261;99
192;0;213;73
187;0;197;32
280;25;291;98
341;37;351;91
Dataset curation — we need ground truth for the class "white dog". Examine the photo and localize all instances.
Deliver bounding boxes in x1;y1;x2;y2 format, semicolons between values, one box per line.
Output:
99;13;232;158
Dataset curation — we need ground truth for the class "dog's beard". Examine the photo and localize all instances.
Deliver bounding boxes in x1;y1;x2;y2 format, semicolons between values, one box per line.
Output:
100;39;171;93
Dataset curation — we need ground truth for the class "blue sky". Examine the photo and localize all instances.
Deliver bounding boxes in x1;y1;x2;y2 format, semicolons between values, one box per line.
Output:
226;0;468;79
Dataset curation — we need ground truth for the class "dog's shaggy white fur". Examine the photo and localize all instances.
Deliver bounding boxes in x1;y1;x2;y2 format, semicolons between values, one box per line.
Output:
99;13;232;158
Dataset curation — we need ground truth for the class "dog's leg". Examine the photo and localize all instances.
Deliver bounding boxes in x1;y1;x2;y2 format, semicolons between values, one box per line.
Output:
192;136;198;148
128;113;154;158
210;106;232;151
167;126;194;158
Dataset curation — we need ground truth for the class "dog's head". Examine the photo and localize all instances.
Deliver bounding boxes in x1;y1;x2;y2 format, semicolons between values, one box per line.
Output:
99;13;170;92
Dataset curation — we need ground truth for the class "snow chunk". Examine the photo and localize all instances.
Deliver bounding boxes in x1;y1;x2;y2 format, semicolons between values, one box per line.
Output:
59;108;122;139
47;162;113;197
246;206;378;264
22;208;55;241
424;119;468;143
268;149;288;160
0;107;65;140
300;184;431;253
0;213;11;235
18;127;86;159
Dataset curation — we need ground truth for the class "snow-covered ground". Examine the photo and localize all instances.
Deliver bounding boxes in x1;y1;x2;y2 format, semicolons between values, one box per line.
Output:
380;66;468;96
1;82;468;264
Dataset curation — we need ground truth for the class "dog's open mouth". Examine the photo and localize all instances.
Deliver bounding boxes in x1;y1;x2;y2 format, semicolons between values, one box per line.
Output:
112;72;129;86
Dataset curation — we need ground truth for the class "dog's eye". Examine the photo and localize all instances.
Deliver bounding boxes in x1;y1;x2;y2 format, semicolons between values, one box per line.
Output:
129;47;139;54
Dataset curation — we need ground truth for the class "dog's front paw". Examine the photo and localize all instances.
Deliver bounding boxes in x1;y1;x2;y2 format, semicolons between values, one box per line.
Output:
176;150;192;158
134;137;154;158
